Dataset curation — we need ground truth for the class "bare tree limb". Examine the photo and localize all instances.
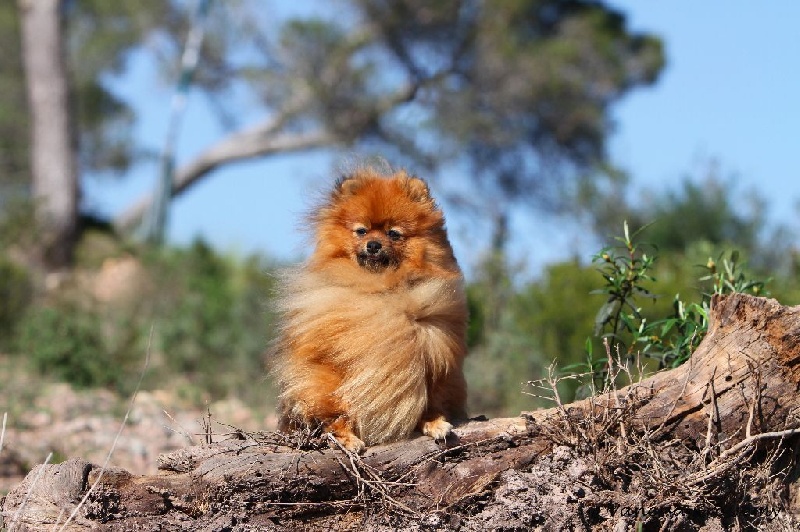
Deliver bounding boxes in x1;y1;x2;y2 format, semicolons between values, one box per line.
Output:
112;78;423;234
113;126;337;232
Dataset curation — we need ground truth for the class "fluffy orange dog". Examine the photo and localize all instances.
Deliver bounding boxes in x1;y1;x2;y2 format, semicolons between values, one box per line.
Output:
273;167;468;453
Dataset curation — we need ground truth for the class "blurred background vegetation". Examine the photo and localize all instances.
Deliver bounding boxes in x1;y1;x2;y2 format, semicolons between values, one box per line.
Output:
1;0;799;423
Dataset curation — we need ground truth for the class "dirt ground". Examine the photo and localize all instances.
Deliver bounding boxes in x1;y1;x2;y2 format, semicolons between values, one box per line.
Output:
0;378;276;493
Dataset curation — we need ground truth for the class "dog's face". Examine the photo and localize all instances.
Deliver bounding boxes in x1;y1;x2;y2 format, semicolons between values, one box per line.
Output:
351;221;404;272
311;170;451;275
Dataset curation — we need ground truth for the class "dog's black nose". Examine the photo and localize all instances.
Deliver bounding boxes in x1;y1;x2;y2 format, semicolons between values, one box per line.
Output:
366;240;382;254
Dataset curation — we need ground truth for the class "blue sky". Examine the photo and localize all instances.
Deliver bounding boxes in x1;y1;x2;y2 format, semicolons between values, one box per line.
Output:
83;1;800;277
608;1;800;221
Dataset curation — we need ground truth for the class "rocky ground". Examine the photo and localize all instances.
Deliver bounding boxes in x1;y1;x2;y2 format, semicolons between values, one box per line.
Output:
0;377;277;494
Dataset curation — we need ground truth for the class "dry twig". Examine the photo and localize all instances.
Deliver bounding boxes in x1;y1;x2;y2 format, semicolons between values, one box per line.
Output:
326;433;419;517
0;411;7;454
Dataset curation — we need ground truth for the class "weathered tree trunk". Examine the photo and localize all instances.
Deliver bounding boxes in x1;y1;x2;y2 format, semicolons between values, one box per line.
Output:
18;0;78;270
3;294;800;530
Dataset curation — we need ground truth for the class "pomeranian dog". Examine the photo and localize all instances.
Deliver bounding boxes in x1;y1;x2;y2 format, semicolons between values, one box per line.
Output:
273;166;468;453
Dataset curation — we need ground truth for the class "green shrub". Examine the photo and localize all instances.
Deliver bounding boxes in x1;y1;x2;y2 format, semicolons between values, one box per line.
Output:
145;240;277;403
16;304;125;389
0;196;37;251
10;236;279;406
0;197;36;350
588;221;768;378
0;256;32;349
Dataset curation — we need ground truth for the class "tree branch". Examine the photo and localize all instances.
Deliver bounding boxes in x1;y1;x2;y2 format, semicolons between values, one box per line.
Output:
112;74;424;234
113;125;337;232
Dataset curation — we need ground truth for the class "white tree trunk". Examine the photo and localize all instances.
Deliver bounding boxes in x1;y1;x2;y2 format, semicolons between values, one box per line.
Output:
18;0;78;269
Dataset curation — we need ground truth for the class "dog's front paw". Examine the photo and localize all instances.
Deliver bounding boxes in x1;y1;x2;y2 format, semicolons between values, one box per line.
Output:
327;417;366;454
331;430;365;454
421;416;453;441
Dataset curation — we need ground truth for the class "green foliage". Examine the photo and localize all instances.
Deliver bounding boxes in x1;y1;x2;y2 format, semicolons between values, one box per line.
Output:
701;250;767;297
637;250;768;369
149;240;277;403
588;170;797;277
0;256;31;349
591;221;658;350
558;337;613;400
464;249;549;417
16;303;135;391
591;222;768;372
0;198;36;350
8;236;278;405
466;172;797;410
154;241;238;374
67;1;178;175
0;191;37;251
639;178;762;255
0;0;29;189
465;310;547;417
509;260;601;402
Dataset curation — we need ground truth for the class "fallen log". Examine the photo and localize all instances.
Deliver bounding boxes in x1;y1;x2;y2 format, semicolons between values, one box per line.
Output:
3;293;800;530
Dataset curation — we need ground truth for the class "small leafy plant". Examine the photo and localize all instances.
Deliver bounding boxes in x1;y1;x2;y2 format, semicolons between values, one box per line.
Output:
591;221;658;356
585;222;768;385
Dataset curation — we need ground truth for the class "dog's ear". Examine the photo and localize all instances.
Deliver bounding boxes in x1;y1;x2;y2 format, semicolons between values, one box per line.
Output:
333;175;365;197
404;176;432;203
405;177;433;203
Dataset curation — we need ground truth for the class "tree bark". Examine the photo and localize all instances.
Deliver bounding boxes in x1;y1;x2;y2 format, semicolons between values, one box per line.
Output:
18;0;78;270
3;294;800;531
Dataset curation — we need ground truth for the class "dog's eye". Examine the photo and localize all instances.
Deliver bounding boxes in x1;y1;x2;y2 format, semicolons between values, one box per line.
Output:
387;229;402;240
354;227;368;237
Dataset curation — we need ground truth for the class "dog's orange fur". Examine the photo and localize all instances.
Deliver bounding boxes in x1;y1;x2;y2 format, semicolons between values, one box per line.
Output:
273;167;468;452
